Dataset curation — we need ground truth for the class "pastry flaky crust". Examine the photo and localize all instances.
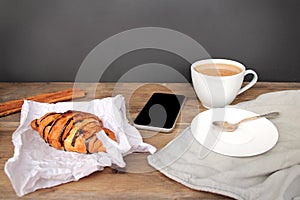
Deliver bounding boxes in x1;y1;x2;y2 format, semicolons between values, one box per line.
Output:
31;110;117;154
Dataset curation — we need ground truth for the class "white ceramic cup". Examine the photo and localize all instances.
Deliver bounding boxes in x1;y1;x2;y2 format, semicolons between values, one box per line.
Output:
191;59;258;108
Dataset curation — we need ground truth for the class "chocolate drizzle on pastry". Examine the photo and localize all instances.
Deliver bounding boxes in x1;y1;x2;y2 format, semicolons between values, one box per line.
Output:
30;110;117;154
59;117;73;146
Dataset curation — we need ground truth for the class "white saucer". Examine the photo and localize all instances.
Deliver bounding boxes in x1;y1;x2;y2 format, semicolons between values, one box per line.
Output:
190;108;278;157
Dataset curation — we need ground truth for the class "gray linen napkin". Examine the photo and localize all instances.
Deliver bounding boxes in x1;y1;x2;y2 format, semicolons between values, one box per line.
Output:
148;90;300;200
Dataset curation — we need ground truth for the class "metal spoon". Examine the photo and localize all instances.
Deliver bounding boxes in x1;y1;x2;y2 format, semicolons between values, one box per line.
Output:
212;112;279;132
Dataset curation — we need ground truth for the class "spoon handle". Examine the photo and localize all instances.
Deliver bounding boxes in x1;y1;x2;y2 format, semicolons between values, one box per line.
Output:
260;112;280;118
238;112;279;125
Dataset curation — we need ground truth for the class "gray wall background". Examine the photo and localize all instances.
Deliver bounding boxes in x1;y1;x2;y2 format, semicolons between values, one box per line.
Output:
0;0;299;82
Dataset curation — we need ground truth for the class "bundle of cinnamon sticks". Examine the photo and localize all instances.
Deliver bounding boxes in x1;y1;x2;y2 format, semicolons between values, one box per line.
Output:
0;88;86;118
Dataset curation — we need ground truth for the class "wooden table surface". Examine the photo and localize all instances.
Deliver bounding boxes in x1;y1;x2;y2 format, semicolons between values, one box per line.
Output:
0;82;299;199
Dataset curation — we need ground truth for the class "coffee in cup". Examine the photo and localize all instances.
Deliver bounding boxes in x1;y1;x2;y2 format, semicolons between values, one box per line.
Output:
194;63;243;77
191;59;258;108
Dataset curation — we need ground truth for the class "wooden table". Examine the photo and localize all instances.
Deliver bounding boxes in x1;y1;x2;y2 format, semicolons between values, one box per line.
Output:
0;82;299;199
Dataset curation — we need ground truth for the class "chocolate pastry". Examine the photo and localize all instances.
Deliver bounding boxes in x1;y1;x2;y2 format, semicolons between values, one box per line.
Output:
31;110;116;153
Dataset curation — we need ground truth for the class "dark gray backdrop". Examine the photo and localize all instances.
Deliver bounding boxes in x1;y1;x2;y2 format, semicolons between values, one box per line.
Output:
1;0;299;82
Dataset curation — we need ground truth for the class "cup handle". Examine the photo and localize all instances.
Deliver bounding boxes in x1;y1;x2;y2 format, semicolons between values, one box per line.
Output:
237;69;258;95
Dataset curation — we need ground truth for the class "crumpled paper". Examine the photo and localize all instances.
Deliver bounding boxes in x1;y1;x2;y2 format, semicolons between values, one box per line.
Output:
4;95;156;197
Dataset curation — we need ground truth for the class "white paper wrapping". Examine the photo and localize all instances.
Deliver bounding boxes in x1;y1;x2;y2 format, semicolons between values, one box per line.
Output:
4;95;156;197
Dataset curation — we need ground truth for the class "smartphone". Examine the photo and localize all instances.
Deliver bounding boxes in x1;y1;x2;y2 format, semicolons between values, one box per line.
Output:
133;93;186;132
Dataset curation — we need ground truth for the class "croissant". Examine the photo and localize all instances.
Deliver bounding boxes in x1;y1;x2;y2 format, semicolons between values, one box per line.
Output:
31;110;117;154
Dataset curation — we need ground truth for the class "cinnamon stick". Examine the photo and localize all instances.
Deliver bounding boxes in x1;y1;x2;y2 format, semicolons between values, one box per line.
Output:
0;88;86;117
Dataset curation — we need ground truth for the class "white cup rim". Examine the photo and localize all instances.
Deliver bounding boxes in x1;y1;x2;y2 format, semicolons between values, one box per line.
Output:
191;58;245;79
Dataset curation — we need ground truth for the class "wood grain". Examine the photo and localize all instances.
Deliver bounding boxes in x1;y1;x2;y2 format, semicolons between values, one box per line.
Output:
0;82;299;199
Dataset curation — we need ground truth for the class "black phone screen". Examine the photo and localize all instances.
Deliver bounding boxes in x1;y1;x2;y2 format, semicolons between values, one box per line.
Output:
134;93;186;129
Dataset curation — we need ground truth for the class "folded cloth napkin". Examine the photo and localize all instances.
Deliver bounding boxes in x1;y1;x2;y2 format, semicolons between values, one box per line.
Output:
5;95;156;197
148;90;300;200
